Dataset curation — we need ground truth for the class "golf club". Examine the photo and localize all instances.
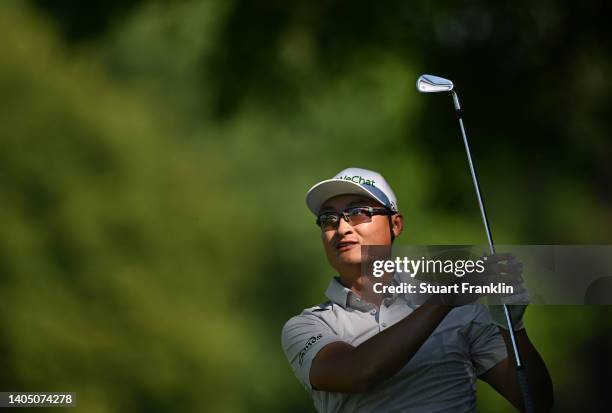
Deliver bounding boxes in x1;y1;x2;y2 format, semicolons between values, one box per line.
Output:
416;74;534;413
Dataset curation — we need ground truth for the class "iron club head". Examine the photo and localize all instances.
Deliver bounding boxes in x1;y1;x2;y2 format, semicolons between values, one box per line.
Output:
416;74;454;93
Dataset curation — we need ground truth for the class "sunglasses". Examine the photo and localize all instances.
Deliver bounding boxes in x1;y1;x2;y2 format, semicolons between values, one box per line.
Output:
316;206;394;231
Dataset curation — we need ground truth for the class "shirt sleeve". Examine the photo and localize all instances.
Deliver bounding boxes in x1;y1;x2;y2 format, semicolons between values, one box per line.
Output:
281;313;343;391
466;305;508;376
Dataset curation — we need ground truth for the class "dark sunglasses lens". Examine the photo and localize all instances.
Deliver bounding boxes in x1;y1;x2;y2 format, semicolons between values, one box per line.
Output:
347;208;372;226
319;214;339;230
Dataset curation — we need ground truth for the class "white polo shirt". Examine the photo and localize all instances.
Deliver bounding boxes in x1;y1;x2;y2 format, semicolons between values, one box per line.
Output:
281;276;507;413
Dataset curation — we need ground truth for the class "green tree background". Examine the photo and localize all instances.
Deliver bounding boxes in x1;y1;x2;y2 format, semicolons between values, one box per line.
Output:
1;1;611;411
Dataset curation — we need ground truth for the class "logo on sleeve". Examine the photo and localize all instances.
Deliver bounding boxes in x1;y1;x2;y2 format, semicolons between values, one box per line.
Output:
298;334;323;366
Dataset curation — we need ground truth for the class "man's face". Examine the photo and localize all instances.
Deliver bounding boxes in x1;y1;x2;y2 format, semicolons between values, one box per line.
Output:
319;194;402;272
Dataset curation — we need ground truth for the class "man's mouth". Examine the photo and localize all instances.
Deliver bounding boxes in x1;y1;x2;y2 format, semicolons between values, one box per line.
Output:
335;241;358;252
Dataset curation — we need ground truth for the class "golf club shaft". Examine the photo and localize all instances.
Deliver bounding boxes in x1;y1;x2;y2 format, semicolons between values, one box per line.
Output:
452;91;535;413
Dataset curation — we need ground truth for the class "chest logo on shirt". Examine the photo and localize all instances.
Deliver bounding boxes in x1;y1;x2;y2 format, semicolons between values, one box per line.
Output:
298;334;323;366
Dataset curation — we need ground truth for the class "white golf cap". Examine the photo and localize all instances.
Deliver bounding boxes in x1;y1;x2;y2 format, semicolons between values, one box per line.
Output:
306;167;399;215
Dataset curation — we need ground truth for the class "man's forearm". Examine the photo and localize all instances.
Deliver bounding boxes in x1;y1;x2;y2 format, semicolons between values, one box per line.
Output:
500;329;554;412
350;298;452;390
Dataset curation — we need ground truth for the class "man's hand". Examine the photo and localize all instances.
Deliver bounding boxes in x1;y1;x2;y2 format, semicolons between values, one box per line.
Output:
483;253;529;330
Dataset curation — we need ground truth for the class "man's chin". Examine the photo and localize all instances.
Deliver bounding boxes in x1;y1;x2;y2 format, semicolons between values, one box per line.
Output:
335;250;362;266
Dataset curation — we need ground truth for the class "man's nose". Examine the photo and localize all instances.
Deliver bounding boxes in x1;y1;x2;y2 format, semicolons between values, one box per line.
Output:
336;215;353;234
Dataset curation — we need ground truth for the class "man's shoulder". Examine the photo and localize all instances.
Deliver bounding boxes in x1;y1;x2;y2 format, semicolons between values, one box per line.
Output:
281;301;336;334
283;300;334;325
303;300;335;314
280;300;338;353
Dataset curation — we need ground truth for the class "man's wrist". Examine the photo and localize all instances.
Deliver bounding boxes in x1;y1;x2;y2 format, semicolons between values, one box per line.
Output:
488;304;527;331
494;317;525;331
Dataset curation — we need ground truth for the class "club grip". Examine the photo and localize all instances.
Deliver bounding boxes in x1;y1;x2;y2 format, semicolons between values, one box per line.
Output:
517;367;535;413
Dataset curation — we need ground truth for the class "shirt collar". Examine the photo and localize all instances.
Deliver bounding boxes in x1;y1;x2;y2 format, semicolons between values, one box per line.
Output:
324;277;352;308
324;276;404;312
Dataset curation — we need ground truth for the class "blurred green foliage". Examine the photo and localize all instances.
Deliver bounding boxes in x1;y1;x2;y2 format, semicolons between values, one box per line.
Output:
1;1;611;411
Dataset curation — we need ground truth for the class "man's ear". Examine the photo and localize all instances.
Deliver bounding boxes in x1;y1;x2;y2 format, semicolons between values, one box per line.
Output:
392;214;404;239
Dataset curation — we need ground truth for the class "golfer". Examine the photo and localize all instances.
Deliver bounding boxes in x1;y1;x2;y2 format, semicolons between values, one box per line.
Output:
281;167;553;412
